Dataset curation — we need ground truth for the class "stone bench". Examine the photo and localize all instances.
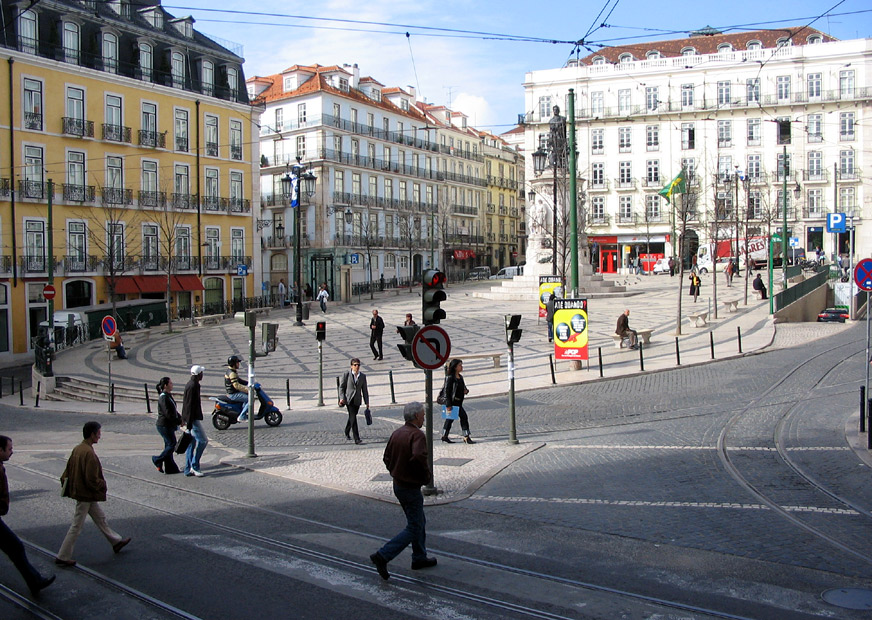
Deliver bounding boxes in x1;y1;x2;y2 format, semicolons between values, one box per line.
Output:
611;328;653;349
193;314;224;327
723;299;739;313
753;290;765;300
462;352;503;368
688;312;708;327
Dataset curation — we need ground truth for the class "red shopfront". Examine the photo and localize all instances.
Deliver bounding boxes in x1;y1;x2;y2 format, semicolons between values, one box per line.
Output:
589;236;618;273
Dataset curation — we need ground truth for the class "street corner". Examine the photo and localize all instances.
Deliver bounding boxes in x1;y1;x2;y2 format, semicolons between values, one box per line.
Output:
220;452;302;474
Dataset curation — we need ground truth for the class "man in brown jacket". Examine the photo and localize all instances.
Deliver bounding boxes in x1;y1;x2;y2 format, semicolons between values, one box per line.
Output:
55;421;130;566
1;435;55;595
369;402;436;580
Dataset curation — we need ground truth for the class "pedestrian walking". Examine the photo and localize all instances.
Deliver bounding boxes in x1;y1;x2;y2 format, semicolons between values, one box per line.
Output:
0;435;56;595
689;272;701;303
404;313;417;327
317;284;329;313
724;259;733;287
369;402;436;581
668;256;675;277
441;358;474;444
615;309;638;349
277;279;286;307
339;358;369;444
152;377;181;474
181;365;208;477
55;422;131;567
370;309;385;360
545;293;556;342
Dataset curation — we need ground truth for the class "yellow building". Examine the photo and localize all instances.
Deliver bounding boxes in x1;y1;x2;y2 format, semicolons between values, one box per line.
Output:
480;132;523;271
0;0;258;361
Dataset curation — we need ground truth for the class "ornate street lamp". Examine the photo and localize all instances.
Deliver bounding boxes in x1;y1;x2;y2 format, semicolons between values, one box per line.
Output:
282;156;317;326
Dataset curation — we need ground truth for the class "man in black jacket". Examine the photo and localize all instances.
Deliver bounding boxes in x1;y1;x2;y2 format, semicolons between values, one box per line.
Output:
369;309;385;360
370;402;436;580
0;436;55;596
182;365;208;477
615;309;638;349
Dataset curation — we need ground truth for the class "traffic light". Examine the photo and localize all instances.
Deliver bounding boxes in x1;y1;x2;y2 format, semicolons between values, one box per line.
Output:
396;325;419;361
422;269;446;325
315;321;326;341
505;314;522;344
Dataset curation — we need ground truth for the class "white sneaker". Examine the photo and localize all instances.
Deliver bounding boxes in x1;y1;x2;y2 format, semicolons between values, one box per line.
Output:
191;469;204;477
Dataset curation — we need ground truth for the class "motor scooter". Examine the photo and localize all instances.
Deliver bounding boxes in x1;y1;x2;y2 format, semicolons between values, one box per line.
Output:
210;383;283;430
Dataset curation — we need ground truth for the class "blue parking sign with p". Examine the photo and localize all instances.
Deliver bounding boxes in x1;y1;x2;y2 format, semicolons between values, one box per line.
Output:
827;213;846;233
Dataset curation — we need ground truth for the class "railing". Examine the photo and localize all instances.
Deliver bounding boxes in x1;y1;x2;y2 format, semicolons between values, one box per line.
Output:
802;169;829;182
230;145;243;160
589;179;610;191
62;184;95;202
138;191;167;208
0;178;9;197
172;193;195;210
228;198;251;213
18;180;51;200
774;266;828;312
103;124;132;143
486;204;496;214
590;214;611;226
102;187;133;205
176;137;188;152
640;177;661;188
617;213;637;224
615;178;637;190
24;112;41;130
452;204;478;216
139;130;166;148
64;255;100;273
62;117;94;137
205;141;219;157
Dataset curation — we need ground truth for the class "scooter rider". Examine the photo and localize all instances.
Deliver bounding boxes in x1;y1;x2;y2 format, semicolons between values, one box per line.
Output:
224;355;251;422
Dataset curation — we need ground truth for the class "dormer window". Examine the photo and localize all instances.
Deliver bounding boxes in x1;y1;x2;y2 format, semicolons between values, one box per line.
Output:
338;77;349;91
283;75;295;91
226;67;238;100
807;34;823;44
776;37;791;47
201;60;214;96
618;53;634;63
746;40;762;50
717;43;733;52
592;56;605;65
140;7;163;30
646;50;660;59
681;46;696;56
170;18;194;39
371;88;381;102
18;9;37;54
400;99;409;111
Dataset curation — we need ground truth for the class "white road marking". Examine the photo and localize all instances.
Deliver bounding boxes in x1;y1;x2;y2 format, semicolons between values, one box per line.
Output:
551;444;850;452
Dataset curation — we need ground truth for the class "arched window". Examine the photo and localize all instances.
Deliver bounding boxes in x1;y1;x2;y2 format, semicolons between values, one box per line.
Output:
102;32;118;73
717;43;733;52
776;37;792;48
171;51;185;88
681;46;696;56
138;42;153;80
618;53;634;63
592;56;605;65
646;50;660;59
63;22;79;64
746;40;762;50
19;10;37;54
807;34;823;44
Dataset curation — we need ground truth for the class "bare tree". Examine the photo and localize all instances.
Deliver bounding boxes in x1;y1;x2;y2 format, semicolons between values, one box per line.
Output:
397;205;422;292
672;187;699;336
359;209;381;299
153;197;188;333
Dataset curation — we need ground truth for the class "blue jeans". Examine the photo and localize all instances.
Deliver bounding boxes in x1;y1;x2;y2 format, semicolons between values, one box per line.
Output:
378;483;426;563
225;392;249;417
153;424;177;468
185;420;208;474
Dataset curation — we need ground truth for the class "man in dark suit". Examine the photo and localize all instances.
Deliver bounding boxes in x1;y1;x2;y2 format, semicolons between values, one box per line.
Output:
339;358;370;444
615;309;638;349
369;309;385;360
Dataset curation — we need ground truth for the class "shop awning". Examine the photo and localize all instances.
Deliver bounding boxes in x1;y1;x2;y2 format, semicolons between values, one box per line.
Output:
173;275;205;291
109;275;205;294
112;277;141;294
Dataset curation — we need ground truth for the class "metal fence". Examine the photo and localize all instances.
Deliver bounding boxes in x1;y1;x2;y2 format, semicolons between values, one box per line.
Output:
774;266;828;312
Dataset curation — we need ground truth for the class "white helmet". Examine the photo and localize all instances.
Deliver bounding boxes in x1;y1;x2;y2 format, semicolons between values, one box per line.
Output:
190;365;205;375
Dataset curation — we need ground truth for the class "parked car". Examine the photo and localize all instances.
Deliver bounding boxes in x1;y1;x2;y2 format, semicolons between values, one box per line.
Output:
468;266;492;280
817;308;849;323
652;258;670;275
489;265;523;280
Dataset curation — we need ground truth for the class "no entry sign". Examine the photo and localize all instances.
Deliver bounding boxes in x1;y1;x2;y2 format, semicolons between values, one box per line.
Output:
42;285;56;300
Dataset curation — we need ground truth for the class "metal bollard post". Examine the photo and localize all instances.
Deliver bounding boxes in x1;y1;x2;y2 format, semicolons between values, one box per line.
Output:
710;332;715;359
110;384;115;413
144;383;151;413
639;342;644;371
19;381;24;406
868;399;872;450
548;355;556;385
11;377;14;395
0;376;3;399
286;378;291;410
389;370;397;404
34;381;40;408
737;326;742;354
598;346;603;377
861;386;866;434
675;337;681;366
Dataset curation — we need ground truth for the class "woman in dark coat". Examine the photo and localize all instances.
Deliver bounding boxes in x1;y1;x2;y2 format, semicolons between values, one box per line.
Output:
441;358;474;444
152;377;181;474
689;272;701;302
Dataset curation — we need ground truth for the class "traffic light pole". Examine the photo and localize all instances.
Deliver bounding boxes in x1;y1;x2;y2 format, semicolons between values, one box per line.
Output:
423;368;436;496
507;340;518;444
317;341;324;406
247;319;257;458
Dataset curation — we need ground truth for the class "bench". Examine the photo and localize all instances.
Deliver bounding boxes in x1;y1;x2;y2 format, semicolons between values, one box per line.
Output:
688;312;708;327
723;299;739;313
461;352;503;368
250;306;271;317
194;314;224;327
753;290;764;300
611;328;653;349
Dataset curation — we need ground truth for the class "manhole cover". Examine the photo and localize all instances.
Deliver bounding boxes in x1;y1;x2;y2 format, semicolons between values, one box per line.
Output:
822;588;872;610
434;458;472;467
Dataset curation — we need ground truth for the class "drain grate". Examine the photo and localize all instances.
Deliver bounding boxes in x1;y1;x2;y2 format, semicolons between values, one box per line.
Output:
822;588;872;610
434;458;472;467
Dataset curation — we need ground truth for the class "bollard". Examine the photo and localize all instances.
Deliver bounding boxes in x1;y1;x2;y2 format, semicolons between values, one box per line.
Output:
737;326;742;354
144;383;151;414
19;381;24;406
598;346;603;378
861;386;866;434
34;381;40;408
10;377;14;395
110;383;115;413
868;399;872;450
389;370;397;404
710;332;715;359
675;337;681;366
0;376;3;399
548;355;556;385
639;342;644;371
286;378;291;410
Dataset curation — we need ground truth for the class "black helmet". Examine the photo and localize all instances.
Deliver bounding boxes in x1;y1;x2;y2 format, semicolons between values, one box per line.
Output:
227;355;242;367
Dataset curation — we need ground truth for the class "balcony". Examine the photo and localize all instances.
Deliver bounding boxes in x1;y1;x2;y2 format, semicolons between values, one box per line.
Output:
62;184;95;202
138;191;167;208
261;193;291;208
264;234;289;249
18;180;51;200
230;145;243;160
589;179;609;192
229;198;251;213
103;124;132;143
20;255;50;273
590;214;611;226
175;137;188;152
486;204;496;214
617;213;637;225
486;232;496;242
838;169;861;182
206;141;219;157
139;130;166;148
0;178;10;197
172;193;195;210
101;187;133;205
0;256;12;274
499;233;509;242
644;213;663;223
64;255;100;273
24;112;42;130
641;177;661;188
62;117;94;137
499;206;508;215
202;196;226;212
452;204;478;216
802;169;829;183
803;206;828;219
615;178;637;191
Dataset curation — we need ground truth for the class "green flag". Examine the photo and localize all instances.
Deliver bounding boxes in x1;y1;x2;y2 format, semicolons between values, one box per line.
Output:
658;168;687;201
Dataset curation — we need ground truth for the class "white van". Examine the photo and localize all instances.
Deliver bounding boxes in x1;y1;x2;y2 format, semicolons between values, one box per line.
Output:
489;265;523;280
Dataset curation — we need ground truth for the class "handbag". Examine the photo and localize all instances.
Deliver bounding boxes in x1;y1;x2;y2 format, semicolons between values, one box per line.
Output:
441;405;459;420
364;408;372;425
436;377;448;405
175;431;193;454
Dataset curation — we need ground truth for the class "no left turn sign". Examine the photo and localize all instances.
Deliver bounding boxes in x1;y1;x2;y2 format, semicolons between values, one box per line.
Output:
411;325;451;370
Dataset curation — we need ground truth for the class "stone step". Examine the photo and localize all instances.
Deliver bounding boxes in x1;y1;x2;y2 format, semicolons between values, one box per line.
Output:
56;376;147;402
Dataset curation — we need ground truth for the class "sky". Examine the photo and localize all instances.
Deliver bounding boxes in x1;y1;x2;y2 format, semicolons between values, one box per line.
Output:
166;0;872;133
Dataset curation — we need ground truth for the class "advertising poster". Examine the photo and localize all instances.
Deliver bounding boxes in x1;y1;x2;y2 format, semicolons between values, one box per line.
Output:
553;298;588;360
538;275;563;318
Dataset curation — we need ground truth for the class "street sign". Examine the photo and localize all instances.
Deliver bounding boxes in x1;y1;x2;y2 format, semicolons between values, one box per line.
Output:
411;325;451;370
553;298;589;361
237;264;248;276
101;315;117;341
42;284;56;300
350;254;359;265
789;237;800;248
827;213;846;234
854;259;872;292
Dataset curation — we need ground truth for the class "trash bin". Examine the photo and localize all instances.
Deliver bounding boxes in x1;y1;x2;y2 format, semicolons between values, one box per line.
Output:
302;302;310;320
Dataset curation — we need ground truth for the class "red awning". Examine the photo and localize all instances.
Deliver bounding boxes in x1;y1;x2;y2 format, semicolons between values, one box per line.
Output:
107;275;205;294
137;276;169;293
173;275;205;291
453;250;476;260
112;277;141;294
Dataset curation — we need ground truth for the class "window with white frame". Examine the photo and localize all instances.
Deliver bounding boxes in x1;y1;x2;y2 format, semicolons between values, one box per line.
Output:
351;172;361;196
24;78;42;130
24;221;45;270
107;222;125;269
747;118;761;145
141;160;157;195
748;191;762;219
681;123;695;149
619;195;633;221
717;81;731;106
369;177;377;199
645;86;658;111
645;194;660;221
840;112;854;141
776;76;790;101
591;162;605;187
174;108;188;151
68;221;87;270
538;96;551;119
776;153;791;180
618;127;631;152
298;103;307;124
716;192;733;220
807;189;823;215
681;46;696;56
275;108;283;131
334;170;344;193
839;187;855;211
807;151;822;179
591;196;605;221
617;89;630;114
646;160;659;184
141;102;157;144
142;224;158;269
619;161;632;185
747;40;761;50
806;114;822;142
63;22;80;64
139;42;153;80
106;156;122;192
747;154;761;180
203;168;218;208
230;172;243;208
296;135;306;159
205;115;218;156
67;151;86;198
591;129;603;154
681;84;694;108
839;70;854;98
839;150;855;177
230;229;244;261
718;156;732;182
175;227;191;266
174;164;189;198
646;125;659;151
591;92;604;116
807;73;821;99
619;53;633;63
102;32;118;73
717;120;732;147
746;78;760;103
681;158;696;183
65;87;85;134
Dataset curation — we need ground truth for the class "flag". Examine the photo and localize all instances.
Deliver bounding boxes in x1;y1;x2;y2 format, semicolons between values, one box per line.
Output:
658;168;687;201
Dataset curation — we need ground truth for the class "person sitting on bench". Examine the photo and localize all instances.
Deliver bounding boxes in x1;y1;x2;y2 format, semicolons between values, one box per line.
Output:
615;309;638;349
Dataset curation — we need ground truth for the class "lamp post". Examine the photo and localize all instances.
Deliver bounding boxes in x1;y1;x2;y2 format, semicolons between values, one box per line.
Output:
281;156;316;326
532;105;567;277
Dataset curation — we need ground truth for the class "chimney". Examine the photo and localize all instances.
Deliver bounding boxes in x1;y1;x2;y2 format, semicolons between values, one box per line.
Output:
407;85;416;102
352;63;360;89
